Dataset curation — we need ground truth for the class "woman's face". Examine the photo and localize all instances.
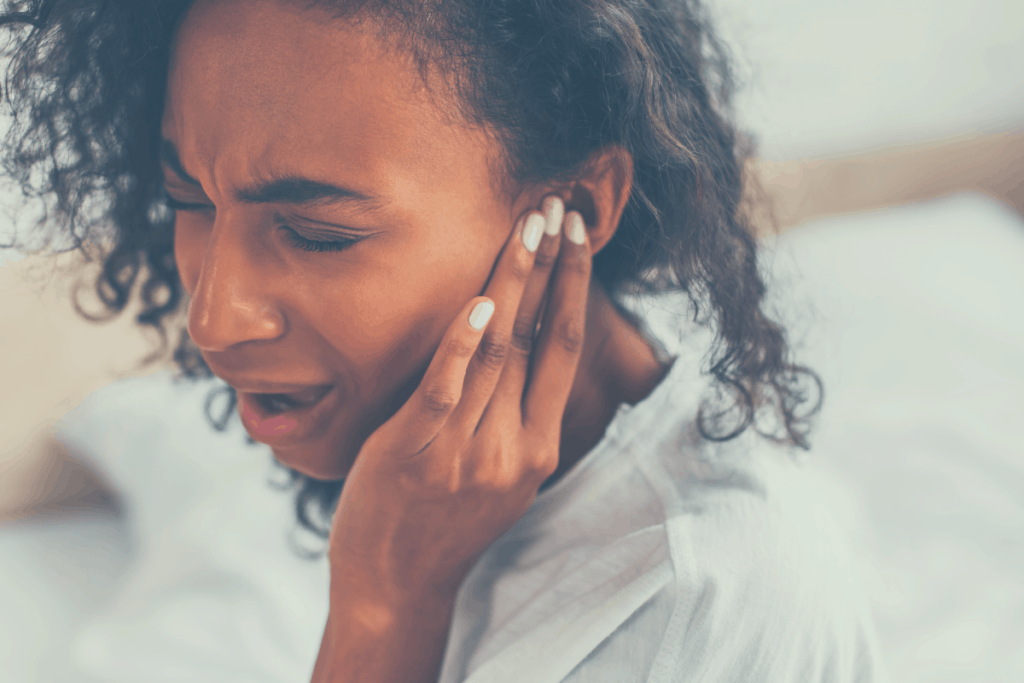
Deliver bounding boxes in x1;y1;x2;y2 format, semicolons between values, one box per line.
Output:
163;0;553;478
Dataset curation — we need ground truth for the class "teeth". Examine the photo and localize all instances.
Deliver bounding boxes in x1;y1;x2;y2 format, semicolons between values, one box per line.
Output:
250;386;331;416
287;385;328;404
260;393;303;414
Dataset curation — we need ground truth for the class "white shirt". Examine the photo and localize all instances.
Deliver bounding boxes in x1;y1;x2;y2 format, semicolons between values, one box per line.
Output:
437;290;888;683
55;288;888;682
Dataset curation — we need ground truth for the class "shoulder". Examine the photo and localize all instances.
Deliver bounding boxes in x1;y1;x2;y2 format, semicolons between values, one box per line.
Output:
639;429;889;682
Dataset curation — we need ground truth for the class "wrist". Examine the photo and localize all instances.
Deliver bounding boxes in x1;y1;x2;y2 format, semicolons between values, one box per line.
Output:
328;576;458;629
329;555;469;611
314;580;459;683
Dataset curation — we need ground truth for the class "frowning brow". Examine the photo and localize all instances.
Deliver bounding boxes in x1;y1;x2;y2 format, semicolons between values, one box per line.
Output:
159;138;386;210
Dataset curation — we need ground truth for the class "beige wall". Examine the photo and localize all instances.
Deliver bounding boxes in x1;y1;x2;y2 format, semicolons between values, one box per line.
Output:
1;130;1021;517
0;251;178;515
752;131;1023;237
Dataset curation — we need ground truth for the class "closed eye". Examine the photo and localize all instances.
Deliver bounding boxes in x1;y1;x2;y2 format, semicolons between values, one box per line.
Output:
164;195;361;254
279;226;361;253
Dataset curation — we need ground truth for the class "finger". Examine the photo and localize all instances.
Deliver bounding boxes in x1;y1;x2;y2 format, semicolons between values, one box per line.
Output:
490;195;564;412
448;210;546;433
522;211;592;436
383;295;495;456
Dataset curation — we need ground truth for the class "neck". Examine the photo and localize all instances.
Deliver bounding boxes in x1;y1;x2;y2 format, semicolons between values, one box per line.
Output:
541;282;672;491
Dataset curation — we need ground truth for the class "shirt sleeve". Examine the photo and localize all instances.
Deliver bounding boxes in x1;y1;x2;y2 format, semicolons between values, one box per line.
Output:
564;452;890;683
664;459;888;683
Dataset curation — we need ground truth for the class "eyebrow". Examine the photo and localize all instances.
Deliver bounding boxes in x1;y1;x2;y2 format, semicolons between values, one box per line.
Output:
159;138;384;210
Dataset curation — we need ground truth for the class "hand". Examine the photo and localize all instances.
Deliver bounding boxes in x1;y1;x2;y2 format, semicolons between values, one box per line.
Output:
326;195;591;604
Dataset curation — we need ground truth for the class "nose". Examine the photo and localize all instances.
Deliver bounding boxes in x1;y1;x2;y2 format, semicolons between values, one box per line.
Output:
184;221;286;353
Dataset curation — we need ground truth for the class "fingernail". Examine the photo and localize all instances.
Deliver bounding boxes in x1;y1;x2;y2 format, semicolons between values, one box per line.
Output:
567;212;586;245
522;213;544;253
469;300;495;330
543;196;564;236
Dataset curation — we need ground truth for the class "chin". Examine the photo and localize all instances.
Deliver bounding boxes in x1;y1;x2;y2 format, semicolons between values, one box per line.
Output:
268;439;352;482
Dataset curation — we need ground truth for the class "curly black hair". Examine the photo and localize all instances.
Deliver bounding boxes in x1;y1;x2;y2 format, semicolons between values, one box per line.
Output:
0;0;822;541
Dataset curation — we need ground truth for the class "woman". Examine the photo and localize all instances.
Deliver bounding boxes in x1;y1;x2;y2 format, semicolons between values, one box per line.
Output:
0;0;887;681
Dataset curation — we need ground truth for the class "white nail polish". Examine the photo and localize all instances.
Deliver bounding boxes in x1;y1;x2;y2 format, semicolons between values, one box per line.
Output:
543;196;564;236
567;213;586;245
469;300;495;330
522;213;544;253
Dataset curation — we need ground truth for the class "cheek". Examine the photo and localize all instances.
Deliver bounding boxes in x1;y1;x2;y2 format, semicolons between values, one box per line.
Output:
309;265;458;396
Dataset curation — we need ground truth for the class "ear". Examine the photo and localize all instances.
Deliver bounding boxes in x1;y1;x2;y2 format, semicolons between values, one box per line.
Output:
562;146;634;256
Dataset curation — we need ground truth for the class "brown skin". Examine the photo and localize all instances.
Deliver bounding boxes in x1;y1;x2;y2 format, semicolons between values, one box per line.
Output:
165;1;670;679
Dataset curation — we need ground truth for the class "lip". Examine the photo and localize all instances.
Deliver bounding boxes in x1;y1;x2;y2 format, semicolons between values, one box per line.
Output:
236;383;338;445
228;380;332;395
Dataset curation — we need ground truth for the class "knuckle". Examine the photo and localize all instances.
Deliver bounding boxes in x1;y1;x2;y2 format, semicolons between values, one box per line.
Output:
528;448;559;478
531;246;559;271
509;317;535;354
444;335;479;360
445;335;478;359
509;254;534;282
554;317;585;355
421;386;458;415
476;335;509;369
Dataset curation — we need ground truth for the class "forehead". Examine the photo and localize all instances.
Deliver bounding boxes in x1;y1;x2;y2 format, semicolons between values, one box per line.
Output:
162;0;493;196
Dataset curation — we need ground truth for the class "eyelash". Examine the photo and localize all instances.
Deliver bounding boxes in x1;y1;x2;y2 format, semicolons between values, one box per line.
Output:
281;227;359;253
163;196;360;254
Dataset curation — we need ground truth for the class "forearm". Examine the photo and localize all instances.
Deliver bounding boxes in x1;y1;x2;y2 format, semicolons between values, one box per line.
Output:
311;585;458;683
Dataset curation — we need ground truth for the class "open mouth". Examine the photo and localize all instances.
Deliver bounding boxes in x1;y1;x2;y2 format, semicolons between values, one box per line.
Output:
248;385;334;416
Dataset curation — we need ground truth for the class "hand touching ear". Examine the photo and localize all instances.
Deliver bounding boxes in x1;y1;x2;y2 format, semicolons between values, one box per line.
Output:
312;195;592;683
328;194;589;594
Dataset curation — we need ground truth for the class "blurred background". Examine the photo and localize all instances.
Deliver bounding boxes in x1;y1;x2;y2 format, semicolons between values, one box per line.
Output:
1;0;1022;681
